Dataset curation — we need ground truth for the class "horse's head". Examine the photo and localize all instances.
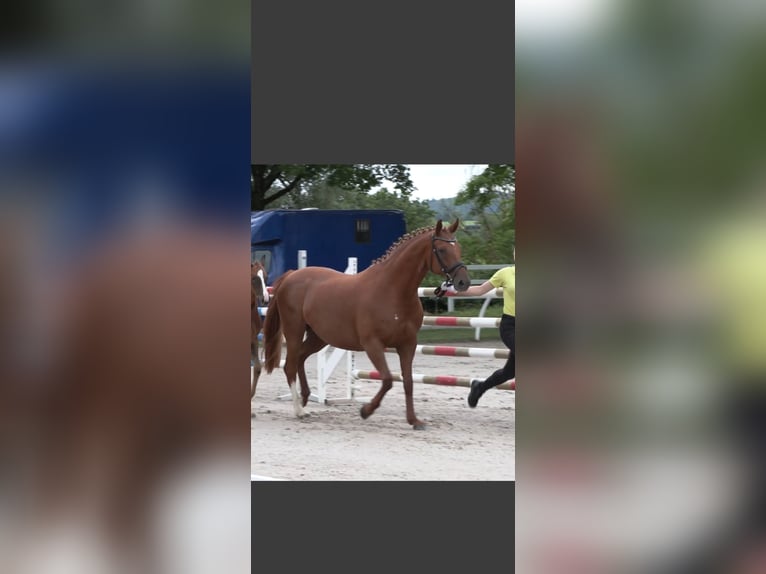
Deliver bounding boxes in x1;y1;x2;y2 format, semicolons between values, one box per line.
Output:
251;257;270;305
430;219;470;291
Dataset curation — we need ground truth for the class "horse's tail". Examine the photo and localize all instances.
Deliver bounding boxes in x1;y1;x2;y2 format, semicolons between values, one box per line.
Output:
263;304;282;374
263;270;292;373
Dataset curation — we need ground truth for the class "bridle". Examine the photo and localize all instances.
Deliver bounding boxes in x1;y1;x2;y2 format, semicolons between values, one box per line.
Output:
431;234;466;285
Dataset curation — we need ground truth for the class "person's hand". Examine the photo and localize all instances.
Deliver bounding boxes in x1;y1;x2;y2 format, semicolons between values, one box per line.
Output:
435;281;458;297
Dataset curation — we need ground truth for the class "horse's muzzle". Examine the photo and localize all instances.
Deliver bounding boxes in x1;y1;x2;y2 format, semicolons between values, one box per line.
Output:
453;275;470;292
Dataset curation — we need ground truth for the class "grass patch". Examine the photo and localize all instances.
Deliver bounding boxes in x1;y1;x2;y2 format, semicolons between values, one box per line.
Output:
417;327;501;345
420;298;504;317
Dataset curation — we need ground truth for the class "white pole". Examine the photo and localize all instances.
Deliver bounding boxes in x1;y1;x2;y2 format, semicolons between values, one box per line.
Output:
346;257;357;399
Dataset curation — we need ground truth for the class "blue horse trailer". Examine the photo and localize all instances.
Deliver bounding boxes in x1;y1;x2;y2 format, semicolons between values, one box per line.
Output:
251;209;407;281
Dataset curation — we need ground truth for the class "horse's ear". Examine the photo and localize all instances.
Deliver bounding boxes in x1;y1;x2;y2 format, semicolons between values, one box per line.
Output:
448;218;460;233
260;254;267;267
435;219;443;234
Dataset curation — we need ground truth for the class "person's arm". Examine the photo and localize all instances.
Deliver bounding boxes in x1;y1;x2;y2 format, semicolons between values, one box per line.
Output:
461;280;496;297
440;280;496;296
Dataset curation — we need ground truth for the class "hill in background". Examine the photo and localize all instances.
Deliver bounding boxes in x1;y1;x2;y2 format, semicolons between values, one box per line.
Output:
426;198;471;220
426;197;503;232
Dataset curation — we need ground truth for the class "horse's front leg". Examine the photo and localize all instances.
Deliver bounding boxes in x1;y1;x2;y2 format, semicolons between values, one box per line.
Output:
251;337;261;400
397;343;425;430
251;312;261;411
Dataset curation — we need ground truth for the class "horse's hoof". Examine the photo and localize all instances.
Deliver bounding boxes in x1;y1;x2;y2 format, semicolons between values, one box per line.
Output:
360;405;370;420
413;422;426;430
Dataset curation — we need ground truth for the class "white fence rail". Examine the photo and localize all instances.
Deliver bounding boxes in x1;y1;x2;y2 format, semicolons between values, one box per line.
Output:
419;263;509;340
449;264;509;339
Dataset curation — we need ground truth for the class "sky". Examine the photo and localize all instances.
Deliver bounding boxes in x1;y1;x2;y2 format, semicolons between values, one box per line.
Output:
401;164;488;202
516;0;614;46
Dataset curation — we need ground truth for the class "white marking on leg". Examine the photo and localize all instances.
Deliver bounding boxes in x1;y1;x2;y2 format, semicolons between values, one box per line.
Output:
290;382;305;418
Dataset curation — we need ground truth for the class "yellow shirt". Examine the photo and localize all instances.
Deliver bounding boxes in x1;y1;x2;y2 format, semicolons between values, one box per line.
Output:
489;266;515;316
701;216;766;375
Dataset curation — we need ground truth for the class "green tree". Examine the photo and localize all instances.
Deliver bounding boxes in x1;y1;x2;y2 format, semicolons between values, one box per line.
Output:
273;181;353;210
455;164;515;263
273;180;436;232
251;164;414;210
357;189;436;232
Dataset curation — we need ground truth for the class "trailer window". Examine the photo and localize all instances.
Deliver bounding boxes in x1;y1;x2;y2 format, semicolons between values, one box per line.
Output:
355;219;370;243
251;250;272;273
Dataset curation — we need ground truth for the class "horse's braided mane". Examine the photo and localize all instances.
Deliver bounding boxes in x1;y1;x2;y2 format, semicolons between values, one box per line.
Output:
371;225;435;266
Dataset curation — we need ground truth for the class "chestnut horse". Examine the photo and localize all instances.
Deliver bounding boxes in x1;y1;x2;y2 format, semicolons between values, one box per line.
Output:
262;219;470;430
251;257;269;402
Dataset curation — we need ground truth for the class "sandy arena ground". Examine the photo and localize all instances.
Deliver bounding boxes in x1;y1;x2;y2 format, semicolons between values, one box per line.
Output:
251;340;515;481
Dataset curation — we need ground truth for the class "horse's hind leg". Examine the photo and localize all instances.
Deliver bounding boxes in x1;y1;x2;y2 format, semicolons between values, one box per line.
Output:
283;353;307;418
297;328;327;407
359;341;395;422
251;311;262;416
251;337;261;401
282;320;310;419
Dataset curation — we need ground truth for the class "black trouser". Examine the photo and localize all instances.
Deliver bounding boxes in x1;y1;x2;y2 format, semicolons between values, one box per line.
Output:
480;314;514;390
725;384;766;533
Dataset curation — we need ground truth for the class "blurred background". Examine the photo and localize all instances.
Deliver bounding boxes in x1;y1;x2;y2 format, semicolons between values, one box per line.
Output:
516;1;766;572
0;2;250;573
4;0;766;572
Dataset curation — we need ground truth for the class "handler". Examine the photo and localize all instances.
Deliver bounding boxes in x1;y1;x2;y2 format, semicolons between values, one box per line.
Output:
440;247;515;407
